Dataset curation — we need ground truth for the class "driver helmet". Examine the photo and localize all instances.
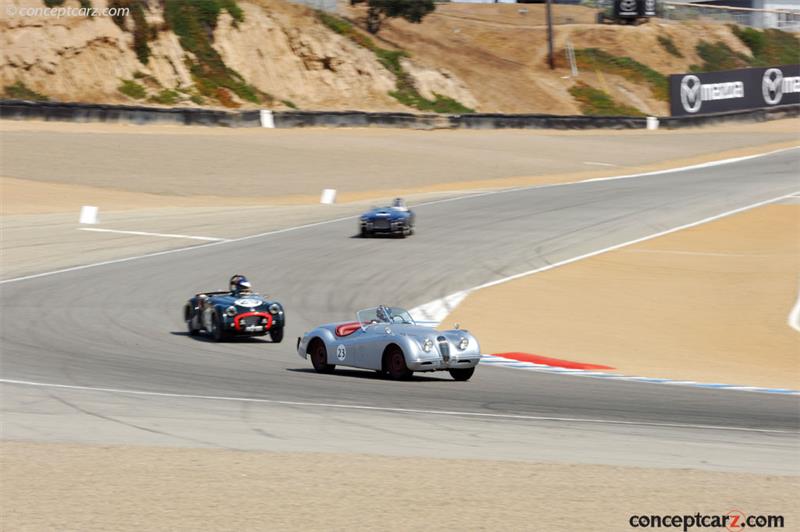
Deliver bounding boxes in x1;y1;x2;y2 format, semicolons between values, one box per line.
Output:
229;274;252;295
392;197;407;210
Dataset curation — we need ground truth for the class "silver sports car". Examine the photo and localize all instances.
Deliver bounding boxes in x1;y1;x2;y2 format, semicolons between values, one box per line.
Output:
297;305;481;381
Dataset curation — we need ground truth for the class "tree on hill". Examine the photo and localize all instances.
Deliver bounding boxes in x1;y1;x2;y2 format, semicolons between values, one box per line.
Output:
350;0;435;34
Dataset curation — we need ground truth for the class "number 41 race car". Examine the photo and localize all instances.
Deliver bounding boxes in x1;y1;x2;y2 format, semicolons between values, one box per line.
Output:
184;276;285;342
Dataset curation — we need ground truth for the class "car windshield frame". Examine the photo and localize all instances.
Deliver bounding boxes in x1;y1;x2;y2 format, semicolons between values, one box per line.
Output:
356;306;416;327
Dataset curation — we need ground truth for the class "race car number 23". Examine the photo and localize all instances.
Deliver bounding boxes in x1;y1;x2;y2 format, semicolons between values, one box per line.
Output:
336;344;347;361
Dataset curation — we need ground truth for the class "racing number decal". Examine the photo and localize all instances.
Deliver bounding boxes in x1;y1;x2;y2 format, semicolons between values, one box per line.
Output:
336;344;347;361
235;298;261;308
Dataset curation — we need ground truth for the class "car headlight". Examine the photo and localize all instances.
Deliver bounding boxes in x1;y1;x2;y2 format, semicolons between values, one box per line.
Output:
225;306;237;317
422;338;433;352
458;337;469;350
269;303;281;314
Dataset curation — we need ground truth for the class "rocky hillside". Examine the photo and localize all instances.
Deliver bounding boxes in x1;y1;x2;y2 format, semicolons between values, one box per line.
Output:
0;0;474;111
1;0;797;115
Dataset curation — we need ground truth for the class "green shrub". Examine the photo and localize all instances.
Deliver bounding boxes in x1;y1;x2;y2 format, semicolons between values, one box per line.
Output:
108;1;152;64
317;11;473;113
731;25;799;66
281;99;298;109
3;81;49;101
164;0;265;105
390;90;473;114
657;35;683;58
569;82;644;117
318;11;353;36
574;48;668;101
374;48;408;77
220;0;244;24
690;41;750;72
118;79;147;99
131;2;150;63
149;89;181;104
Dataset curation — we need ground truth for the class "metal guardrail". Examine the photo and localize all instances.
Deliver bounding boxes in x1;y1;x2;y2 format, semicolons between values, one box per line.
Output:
2;99;798;130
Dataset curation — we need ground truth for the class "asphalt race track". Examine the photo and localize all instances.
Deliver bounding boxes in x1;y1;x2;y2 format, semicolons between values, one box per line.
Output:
2;149;799;471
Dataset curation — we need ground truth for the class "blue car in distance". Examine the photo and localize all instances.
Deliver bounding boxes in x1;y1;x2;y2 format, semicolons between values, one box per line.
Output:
359;198;415;238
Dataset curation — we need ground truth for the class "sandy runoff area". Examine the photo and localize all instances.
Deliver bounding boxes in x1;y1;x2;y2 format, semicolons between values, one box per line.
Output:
447;203;800;390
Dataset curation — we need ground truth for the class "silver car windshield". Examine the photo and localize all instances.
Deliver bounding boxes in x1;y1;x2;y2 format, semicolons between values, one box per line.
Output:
357;306;416;326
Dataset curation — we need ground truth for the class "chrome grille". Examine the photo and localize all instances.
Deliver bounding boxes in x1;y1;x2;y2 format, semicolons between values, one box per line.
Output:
437;336;450;361
373;219;390;230
241;315;265;327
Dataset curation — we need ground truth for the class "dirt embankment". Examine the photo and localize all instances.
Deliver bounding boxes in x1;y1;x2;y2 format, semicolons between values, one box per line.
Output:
0;0;775;114
354;3;754;115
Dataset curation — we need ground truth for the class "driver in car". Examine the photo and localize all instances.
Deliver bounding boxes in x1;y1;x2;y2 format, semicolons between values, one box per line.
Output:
391;198;408;211
376;305;391;322
229;274;253;296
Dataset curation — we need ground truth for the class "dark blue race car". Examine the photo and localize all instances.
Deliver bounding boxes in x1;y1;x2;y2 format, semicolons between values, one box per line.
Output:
359;198;415;238
183;275;285;343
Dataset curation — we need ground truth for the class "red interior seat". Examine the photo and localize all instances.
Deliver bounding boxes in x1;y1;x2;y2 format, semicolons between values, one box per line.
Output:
335;321;362;337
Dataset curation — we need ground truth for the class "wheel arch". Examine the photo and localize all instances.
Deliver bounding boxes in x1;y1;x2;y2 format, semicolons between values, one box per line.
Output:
381;342;404;370
307;336;325;355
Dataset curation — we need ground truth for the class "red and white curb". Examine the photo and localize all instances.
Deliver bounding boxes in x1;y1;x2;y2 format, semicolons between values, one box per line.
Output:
480;354;800;396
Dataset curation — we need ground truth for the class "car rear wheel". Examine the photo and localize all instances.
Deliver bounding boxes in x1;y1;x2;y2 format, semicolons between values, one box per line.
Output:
210;313;226;342
449;367;475;381
310;341;335;374
269;327;284;343
384;346;412;380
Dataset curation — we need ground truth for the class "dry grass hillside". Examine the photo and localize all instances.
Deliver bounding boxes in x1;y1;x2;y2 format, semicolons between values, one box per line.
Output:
348;3;763;115
1;0;796;115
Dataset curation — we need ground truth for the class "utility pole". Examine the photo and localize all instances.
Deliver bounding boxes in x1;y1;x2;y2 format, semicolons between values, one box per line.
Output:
546;0;554;70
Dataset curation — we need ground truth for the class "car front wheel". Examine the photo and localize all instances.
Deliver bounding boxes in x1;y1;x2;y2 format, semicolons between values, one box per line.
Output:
310;341;335;374
184;305;199;336
210;313;226;342
385;346;412;380
449;367;475;381
269;327;284;343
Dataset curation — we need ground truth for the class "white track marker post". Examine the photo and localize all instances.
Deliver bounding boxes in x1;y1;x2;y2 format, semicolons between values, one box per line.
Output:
320;189;337;205
79;205;99;224
259;109;275;128
646;117;660;130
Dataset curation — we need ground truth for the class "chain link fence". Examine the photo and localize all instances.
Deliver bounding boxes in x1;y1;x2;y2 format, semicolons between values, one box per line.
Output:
287;0;337;13
662;2;800;31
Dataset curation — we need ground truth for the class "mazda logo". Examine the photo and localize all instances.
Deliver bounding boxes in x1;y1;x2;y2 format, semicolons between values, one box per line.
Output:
680;75;702;113
762;68;783;105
